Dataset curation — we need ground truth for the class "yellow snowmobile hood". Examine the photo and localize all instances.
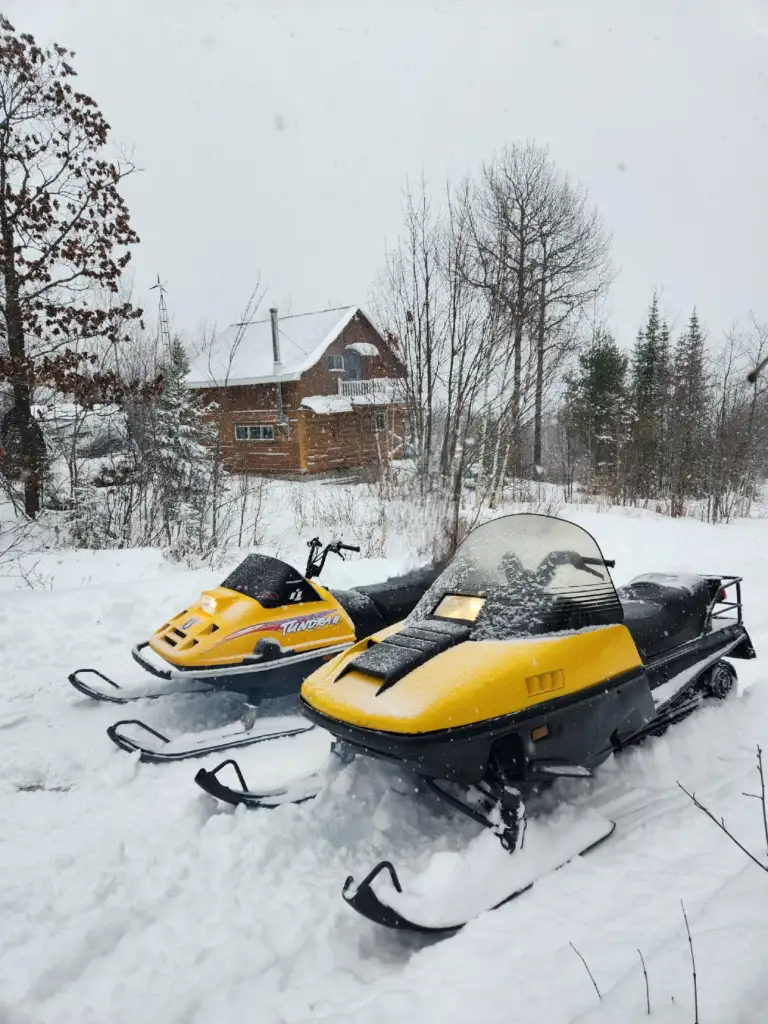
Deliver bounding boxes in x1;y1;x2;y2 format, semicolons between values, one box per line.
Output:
301;623;643;734
149;582;356;670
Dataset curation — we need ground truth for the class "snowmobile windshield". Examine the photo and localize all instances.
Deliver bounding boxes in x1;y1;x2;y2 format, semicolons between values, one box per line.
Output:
220;554;320;608
407;513;623;640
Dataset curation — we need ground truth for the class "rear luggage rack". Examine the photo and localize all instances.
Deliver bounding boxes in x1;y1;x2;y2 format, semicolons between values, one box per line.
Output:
705;575;744;626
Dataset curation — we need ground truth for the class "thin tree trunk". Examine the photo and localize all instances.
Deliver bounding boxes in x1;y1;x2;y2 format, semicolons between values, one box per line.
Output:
0;161;44;517
475;381;490;506
533;254;547;471
492;439;511;507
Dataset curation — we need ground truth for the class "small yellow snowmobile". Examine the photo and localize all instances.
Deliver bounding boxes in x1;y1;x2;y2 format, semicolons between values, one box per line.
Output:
68;537;441;761
196;513;755;932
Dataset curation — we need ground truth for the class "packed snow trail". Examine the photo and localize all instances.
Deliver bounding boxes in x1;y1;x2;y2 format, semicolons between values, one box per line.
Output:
1;509;768;1023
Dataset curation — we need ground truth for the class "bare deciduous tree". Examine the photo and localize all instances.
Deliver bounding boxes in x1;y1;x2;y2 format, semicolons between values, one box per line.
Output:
464;143;610;473
374;178;501;546
463;143;549;457
528;172;612;467
375;181;444;482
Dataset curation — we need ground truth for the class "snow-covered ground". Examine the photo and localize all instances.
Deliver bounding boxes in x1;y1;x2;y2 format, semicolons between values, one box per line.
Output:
2;505;768;1024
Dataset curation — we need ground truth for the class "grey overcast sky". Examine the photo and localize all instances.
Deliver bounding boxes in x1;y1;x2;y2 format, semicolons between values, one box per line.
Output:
8;0;768;344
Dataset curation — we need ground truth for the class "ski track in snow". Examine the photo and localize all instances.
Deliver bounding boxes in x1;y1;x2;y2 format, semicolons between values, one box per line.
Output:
1;510;768;1023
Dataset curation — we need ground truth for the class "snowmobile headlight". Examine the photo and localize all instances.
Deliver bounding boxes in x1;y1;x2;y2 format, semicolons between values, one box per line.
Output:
433;594;485;622
201;594;217;616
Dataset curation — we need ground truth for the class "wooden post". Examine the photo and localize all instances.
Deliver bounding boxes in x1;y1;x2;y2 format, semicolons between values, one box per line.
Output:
298;412;307;472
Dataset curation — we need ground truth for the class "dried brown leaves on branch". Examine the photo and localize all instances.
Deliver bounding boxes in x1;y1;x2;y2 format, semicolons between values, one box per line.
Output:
0;16;157;515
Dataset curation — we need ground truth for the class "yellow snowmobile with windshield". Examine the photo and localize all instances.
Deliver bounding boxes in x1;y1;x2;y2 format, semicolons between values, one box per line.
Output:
196;513;755;931
68;537;442;762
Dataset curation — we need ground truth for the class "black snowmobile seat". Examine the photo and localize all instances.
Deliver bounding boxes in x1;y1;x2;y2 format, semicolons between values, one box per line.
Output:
330;587;388;639
330;562;444;640
354;563;444;627
618;573;712;661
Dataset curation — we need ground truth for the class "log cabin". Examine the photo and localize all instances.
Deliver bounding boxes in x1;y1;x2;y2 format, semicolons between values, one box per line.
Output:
186;306;406;476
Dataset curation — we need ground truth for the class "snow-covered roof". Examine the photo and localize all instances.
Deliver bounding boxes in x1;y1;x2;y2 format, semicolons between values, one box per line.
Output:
186;306;379;388
346;341;379;357
300;395;354;415
300;384;402;414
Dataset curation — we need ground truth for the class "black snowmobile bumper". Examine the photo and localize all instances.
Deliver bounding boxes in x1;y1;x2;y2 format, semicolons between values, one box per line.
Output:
132;641;173;680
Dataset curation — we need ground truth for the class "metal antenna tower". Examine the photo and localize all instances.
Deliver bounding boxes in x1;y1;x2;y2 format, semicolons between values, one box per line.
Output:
150;274;171;356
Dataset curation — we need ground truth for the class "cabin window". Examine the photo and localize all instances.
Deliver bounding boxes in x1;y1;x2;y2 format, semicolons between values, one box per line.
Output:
375;411;386;431
235;424;275;441
345;349;362;380
328;354;344;371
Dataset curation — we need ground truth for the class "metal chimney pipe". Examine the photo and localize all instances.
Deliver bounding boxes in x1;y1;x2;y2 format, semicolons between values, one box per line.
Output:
269;307;281;367
269;306;286;427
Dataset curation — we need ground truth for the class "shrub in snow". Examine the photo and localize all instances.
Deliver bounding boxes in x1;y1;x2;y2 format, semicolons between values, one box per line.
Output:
68;483;113;549
144;338;217;556
63;340;217;555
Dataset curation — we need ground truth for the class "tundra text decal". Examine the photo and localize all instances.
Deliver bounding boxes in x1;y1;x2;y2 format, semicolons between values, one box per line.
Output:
209;611;342;649
281;612;340;637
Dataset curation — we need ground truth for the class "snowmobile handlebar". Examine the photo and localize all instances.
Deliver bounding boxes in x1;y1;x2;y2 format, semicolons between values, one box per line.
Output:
585;555;615;569
304;538;360;579
502;551;615;587
533;550;604;582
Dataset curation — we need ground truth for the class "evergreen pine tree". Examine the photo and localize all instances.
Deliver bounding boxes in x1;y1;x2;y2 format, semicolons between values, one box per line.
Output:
567;329;629;492
633;297;660;413
656;317;672;492
69;482;111;549
669;309;709;511
629;294;670;498
149;338;216;553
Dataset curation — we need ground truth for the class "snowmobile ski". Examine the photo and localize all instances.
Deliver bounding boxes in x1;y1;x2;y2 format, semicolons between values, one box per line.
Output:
194;757;326;807
69;641;353;705
67;667;215;704
341;820;617;935
106;716;315;763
